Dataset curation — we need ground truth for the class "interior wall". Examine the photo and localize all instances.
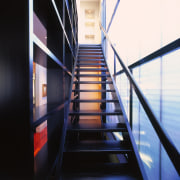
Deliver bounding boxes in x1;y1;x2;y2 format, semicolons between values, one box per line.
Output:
78;0;101;44
80;70;101;121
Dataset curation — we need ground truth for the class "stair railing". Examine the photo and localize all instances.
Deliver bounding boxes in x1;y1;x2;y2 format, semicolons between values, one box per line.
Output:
99;23;180;176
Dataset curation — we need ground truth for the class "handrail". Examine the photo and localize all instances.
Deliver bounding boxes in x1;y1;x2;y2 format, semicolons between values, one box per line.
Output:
106;0;120;33
100;23;180;175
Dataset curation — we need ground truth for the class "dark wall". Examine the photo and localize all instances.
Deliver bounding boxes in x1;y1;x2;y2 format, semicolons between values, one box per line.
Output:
0;1;34;178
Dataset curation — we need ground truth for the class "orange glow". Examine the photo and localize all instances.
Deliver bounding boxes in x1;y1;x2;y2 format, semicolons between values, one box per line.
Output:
34;125;47;157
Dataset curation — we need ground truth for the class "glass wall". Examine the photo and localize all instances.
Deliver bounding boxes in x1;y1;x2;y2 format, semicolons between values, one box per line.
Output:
104;0;180;179
107;0;180;65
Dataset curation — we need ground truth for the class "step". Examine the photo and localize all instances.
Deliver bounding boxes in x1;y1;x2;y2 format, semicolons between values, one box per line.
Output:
71;99;118;103
75;68;108;71
78;48;103;53
78;54;103;57
73;81;113;84
76;63;106;66
78;55;104;57
79;49;102;52
79;45;101;48
65;140;132;154
62;163;139;179
78;52;103;54
79;44;101;46
74;74;110;77
78;59;104;62
72;89;115;92
69;110;123;116
61;173;138;180
67;123;127;132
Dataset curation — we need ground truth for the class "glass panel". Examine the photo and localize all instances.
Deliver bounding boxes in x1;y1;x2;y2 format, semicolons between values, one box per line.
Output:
136;58;161;119
132;67;140;143
131;53;180;178
112;51;180;178
133;91;160;180
104;0;180;178
162;49;180;152
161;0;180;46
161;146;179;180
116;73;129;117
132;90;179;179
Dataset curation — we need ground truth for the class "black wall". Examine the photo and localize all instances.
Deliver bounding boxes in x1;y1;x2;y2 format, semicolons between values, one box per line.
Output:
0;1;34;178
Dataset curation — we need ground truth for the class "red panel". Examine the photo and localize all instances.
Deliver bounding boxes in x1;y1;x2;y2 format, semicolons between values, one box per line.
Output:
34;126;47;157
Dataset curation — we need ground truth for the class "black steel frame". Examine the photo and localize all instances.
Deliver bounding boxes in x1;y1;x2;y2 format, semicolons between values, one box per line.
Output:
30;0;78;177
31;0;78;129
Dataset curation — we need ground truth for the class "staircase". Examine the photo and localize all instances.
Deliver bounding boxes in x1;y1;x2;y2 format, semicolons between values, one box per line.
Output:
61;45;143;179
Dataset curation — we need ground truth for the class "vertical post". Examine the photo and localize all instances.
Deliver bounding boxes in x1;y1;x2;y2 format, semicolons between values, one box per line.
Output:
63;0;66;104
101;0;106;54
100;0;106;123
129;68;133;129
104;0;107;59
114;44;116;82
